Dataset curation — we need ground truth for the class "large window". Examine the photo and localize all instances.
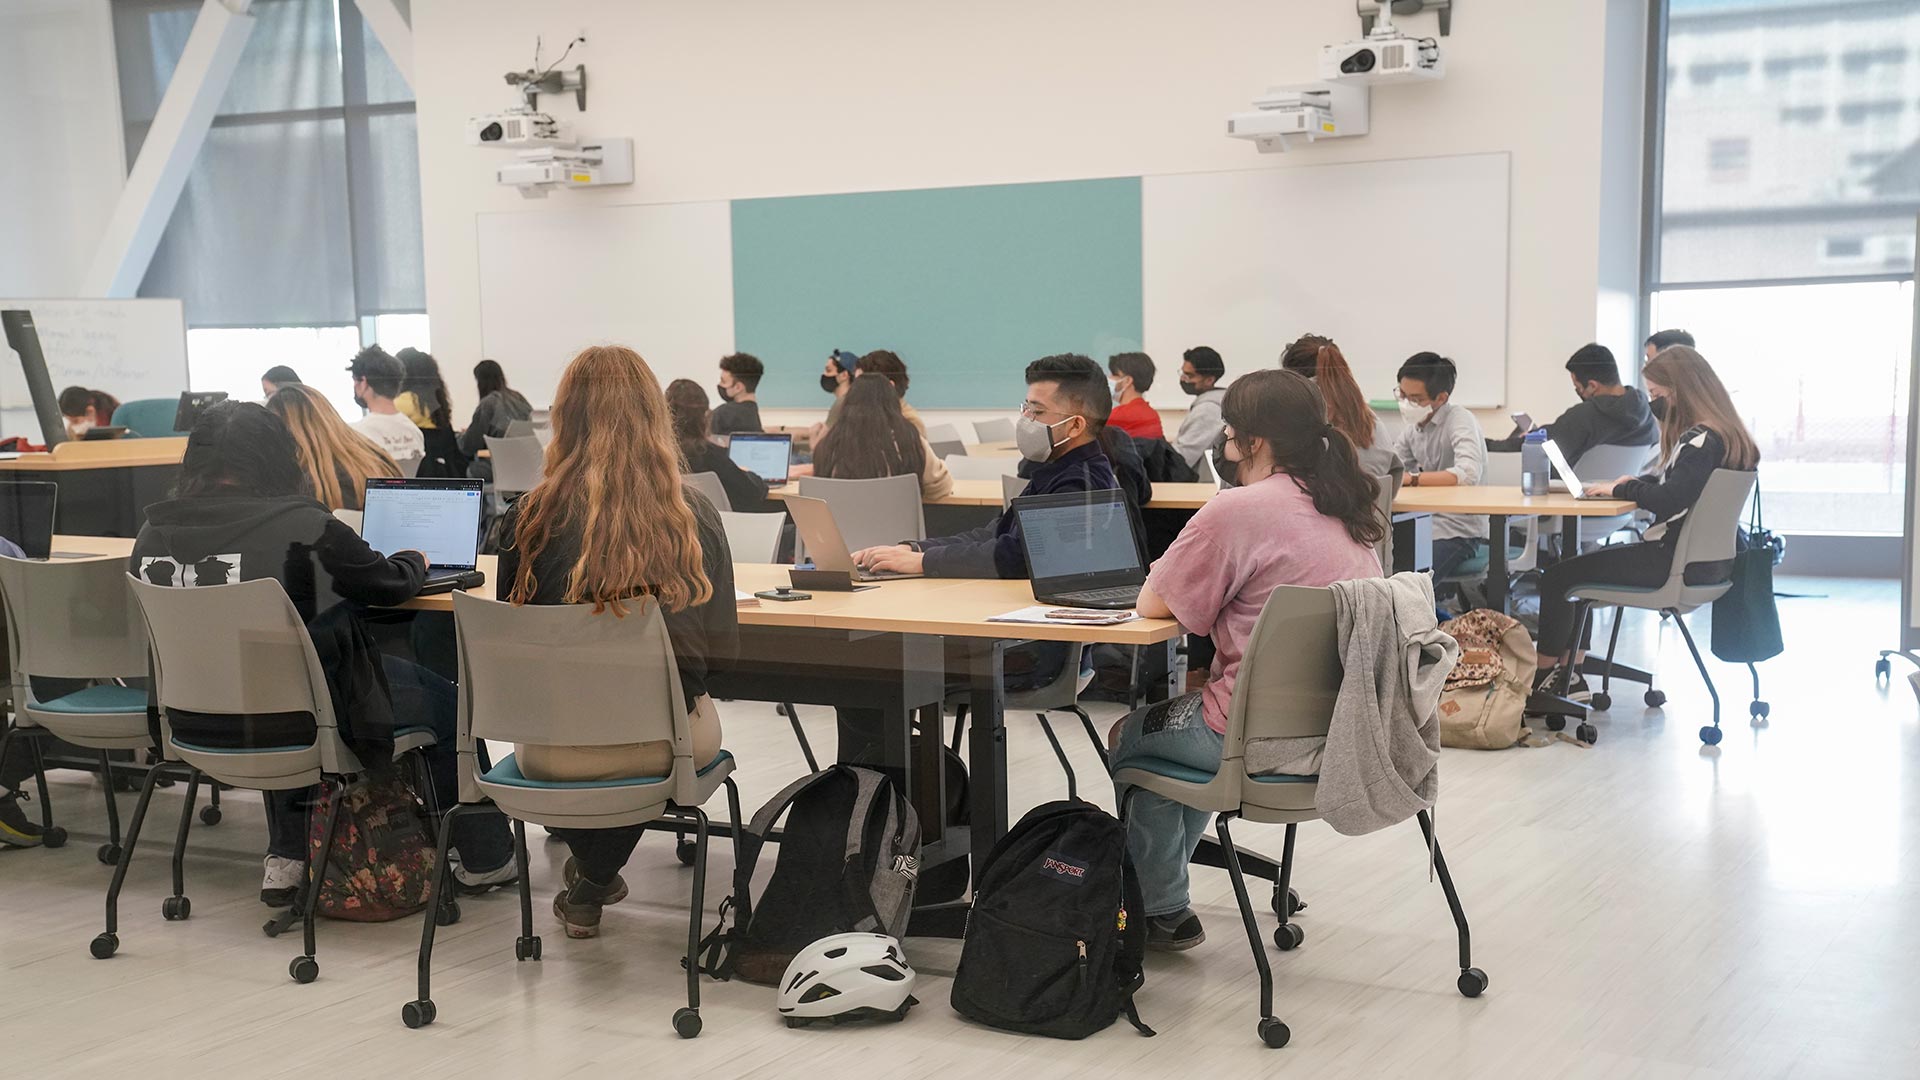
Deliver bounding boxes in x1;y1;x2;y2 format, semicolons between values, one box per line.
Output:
112;0;426;405
1650;0;1920;535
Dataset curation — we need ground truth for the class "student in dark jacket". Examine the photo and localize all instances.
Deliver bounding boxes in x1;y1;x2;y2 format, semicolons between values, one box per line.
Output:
666;379;770;512
495;345;738;939
854;354;1122;579
710;352;766;436
1487;343;1660;465
128;402;514;904
1535;346;1760;693
458;359;534;466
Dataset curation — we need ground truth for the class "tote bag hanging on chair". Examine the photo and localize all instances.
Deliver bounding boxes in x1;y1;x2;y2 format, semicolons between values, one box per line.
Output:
1711;483;1784;665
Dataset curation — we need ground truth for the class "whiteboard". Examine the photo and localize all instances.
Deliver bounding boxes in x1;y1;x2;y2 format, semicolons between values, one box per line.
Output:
0;298;190;437
1141;152;1510;409
476;201;735;406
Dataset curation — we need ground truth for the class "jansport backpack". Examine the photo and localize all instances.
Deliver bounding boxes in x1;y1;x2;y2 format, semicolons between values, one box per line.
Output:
950;800;1154;1039
700;765;921;985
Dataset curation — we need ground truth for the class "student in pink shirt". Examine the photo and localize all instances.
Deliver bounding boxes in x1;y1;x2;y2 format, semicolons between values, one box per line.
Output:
1114;369;1385;951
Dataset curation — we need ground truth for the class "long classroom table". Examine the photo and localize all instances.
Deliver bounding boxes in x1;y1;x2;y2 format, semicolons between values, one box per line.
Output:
1;438;187;537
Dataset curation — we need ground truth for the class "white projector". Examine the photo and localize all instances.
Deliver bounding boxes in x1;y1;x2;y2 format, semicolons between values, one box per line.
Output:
1227;84;1368;152
466;109;571;148
1319;32;1443;85
496;138;634;198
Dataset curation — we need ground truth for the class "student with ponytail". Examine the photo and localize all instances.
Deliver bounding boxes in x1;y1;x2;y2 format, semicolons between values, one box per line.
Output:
1281;333;1396;475
1111;369;1384;951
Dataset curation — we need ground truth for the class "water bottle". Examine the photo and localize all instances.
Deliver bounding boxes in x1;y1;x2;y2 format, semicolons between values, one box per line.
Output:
1520;429;1551;496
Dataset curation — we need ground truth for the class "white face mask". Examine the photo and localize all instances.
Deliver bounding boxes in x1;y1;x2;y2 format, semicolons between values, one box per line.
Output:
1110;379;1126;399
1014;414;1073;463
1398;399;1434;427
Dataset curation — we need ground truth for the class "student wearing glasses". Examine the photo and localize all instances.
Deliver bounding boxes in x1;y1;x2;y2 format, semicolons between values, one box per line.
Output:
1391;352;1487;581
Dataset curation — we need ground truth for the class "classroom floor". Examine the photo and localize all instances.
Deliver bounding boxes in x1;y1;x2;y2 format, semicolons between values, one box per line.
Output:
2;576;1912;1079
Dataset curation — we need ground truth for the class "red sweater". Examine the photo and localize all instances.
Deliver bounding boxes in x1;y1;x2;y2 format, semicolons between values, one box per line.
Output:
1108;397;1164;441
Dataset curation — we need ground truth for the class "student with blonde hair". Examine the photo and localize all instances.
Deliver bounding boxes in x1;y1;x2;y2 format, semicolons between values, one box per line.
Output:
265;383;400;511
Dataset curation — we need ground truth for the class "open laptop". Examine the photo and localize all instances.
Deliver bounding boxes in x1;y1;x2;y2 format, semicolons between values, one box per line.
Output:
786;494;921;581
0;481;57;559
174;391;228;432
727;432;792;485
80;426;128;441
1540;438;1614;500
359;477;486;594
1012;488;1148;609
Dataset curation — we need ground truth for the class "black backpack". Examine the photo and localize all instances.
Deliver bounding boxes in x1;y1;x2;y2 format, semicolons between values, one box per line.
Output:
950;800;1154;1039
700;765;920;985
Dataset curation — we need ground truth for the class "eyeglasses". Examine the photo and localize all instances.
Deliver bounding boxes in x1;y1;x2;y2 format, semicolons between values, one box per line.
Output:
1019;400;1082;422
1393;389;1433;407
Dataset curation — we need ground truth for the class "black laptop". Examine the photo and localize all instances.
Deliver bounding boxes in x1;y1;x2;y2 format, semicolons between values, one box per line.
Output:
726;432;792;485
1011;488;1148;609
359;477;486;594
0;481;57;559
174;390;229;432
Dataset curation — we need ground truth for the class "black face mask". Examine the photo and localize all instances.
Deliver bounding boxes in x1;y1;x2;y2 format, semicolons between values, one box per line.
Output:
820;372;841;394
1178;379;1202;397
1649;396;1669;421
716;383;733;403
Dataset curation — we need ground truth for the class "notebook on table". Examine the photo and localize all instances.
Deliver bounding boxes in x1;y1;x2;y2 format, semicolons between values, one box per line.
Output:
727;433;792;485
1011;488;1148;610
359;477;486;594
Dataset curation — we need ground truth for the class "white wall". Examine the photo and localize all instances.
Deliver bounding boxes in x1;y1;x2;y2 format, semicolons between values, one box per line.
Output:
411;0;1642;426
0;0;126;297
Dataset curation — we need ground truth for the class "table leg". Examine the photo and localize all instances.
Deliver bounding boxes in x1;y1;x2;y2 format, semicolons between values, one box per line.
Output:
1560;514;1580;563
1486;513;1510;613
962;637;1008;876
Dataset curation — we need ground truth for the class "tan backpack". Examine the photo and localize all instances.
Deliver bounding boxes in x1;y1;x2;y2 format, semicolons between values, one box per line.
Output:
1438;610;1538;750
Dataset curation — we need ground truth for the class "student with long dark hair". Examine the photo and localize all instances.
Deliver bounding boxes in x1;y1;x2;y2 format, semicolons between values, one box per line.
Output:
58;386;121;439
1111;369;1384;951
811;373;953;500
128;402;514;904
665;379;770;513
458;359;533;463
394;347;467;478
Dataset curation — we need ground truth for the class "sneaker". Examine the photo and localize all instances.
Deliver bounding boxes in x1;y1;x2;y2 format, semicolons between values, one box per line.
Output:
0;790;44;849
453;853;520;894
552;875;622;939
1145;908;1206;952
1564;672;1593;703
261;854;303;907
563;856;627;906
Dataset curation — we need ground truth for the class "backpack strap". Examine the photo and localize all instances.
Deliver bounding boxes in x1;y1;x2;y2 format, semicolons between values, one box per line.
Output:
696;767;835;978
1118;968;1156;1037
842;768;897;932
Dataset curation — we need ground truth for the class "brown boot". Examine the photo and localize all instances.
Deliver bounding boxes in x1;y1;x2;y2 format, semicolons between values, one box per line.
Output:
553;860;628;939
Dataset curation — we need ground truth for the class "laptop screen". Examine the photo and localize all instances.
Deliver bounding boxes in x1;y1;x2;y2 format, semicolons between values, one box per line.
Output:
360;478;483;570
1014;490;1145;585
0;481;56;560
1541;439;1581;490
727;434;791;482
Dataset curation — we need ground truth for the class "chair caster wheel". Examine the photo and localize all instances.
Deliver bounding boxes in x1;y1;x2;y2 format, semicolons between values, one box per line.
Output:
1645;690;1666;708
1270;886;1304;918
672;1007;702;1038
1457;967;1488;998
675;840;697;867
89;932;117;959
199;805;222;826
401;999;436;1028
1258;1017;1290;1048
161;896;191;921
1589;692;1612;712
1751;700;1770;720
289;956;319;983
435;900;460;926
96;843;121;866
1272;923;1304;951
1876;658;1892;680
516;935;542;961
42;826;67;849
1544;716;1565;732
1698;725;1722;746
1576;723;1597;745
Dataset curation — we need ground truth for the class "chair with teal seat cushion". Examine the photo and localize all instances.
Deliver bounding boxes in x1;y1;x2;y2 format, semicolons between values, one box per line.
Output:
110;398;184;437
1111;583;1486;1050
406;592;746;1038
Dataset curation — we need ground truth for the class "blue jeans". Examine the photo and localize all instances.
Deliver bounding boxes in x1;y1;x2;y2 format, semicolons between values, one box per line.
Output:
1111;693;1223;918
1431;536;1484;581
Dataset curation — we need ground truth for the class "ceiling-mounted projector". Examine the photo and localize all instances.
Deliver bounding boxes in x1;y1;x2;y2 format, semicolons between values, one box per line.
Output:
1321;0;1445;85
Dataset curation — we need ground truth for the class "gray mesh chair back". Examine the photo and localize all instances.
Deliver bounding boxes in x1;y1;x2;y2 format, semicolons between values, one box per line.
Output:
948;454;1020;480
485;435;545;494
1572;443;1659;545
719;509;784;562
973;417;1016;443
453;592;730;827
929;439;967;461
128;577;354;787
0;556;150;749
1001;473;1030;509
797;474;925;551
682;470;732;512
924;422;962;445
1571;469;1756;613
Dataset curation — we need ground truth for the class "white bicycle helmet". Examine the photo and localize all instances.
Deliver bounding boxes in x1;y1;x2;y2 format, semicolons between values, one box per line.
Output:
777;932;918;1028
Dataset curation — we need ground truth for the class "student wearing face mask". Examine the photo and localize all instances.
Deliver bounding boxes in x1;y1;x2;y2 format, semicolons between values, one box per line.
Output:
711;352;765;436
1391;352;1487;581
1644;328;1694;363
1170;346;1227;469
1486;344;1658;464
1106;352;1164;440
58;386;121;439
809;349;859;446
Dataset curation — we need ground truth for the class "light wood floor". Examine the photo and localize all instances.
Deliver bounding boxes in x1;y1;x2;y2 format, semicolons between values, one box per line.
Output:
3;577;1911;1078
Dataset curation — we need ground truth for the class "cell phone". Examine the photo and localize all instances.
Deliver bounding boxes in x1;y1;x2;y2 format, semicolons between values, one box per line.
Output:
756;587;813;602
1509;411;1533;434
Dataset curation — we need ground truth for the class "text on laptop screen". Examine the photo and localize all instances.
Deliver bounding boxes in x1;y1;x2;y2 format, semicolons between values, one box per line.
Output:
0;482;56;560
727;436;790;481
1021;499;1140;580
360;482;482;568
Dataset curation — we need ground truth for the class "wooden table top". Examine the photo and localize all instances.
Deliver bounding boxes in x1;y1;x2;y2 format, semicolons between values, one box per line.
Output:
0;437;188;472
768;478;1222;509
1391;486;1638;517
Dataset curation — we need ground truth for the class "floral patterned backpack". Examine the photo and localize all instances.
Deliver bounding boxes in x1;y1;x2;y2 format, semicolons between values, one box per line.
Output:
304;774;438;921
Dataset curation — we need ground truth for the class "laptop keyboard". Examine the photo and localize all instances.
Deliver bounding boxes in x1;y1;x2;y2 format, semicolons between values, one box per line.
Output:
1053;585;1141;604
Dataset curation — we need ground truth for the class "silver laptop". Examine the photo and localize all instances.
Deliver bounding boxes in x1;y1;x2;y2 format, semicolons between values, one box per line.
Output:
786;495;921;581
728;432;793;485
1541;438;1612;500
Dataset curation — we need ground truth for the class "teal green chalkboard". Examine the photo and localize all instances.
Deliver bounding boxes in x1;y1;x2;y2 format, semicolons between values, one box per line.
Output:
731;178;1143;408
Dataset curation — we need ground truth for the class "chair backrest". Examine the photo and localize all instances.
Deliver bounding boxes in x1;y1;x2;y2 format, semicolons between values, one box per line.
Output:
929;439;967;461
946;453;1020;480
1193;450;1215;485
1372;466;1403;573
682;470;732;512
504;419;536;439
111;397;184;437
924;422;962;445
452;591;696;803
1000;472;1030;509
1223;585;1342;775
0;556;148;681
485;434;545;493
719;509;783;563
397;453;423;477
1483;449;1521;486
1572;443;1659;543
332;508;363;533
973;417;1016;443
1669;469;1758;604
796;474;925;550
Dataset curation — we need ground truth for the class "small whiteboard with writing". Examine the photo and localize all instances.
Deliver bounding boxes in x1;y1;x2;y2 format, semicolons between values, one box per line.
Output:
0;299;189;439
